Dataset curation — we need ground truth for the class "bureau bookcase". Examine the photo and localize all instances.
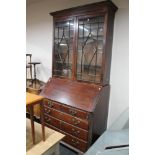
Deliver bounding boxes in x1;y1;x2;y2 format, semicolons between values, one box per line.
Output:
40;1;117;153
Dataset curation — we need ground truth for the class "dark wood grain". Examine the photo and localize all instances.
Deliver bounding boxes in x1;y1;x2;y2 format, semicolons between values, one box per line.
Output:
45;123;88;152
44;107;89;130
41;77;102;112
44;114;61;129
51;1;117;86
44;113;88;141
42;0;117;153
44;98;89;119
50;1;117;20
61;104;89;120
61;121;88;141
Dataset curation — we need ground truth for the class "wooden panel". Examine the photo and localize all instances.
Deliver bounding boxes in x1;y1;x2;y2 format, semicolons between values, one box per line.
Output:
61;121;88;141
45;122;61;135
44;114;61;129
44;107;52;115
63;132;88;152
26;92;43;106
61;104;89;120
26;90;41;118
44;99;61;110
50;1;117;19
40;1;118;153
45;123;88;152
40;77;102;112
44;107;89;130
44;98;90;120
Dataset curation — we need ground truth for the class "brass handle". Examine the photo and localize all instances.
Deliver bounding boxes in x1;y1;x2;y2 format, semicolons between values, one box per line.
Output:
72;118;80;125
45;108;51;114
72;128;80;135
69;109;77;116
47;118;51;122
71;139;79;146
48;101;54;108
45;117;51;122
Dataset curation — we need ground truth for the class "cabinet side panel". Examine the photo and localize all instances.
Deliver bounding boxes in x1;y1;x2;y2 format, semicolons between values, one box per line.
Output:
102;12;115;85
92;85;110;136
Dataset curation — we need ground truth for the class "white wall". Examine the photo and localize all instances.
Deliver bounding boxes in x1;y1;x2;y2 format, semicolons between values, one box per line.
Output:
108;2;129;128
26;0;129;129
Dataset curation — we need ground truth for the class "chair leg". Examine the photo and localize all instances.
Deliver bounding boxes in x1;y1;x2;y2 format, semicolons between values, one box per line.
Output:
30;66;32;80
29;105;35;144
26;67;28;87
40;102;45;141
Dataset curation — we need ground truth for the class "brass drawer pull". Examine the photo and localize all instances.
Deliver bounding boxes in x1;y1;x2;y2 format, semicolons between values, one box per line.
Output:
69;109;77;116
44;108;51;114
72;118;80;125
45;117;51;123
48;101;54;108
72;128;80;135
71;139;79;146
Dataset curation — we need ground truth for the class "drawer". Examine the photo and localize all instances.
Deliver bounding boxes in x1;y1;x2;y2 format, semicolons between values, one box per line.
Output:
61;121;88;141
44;107;89;130
44;107;52;115
63;132;88;152
44;123;88;152
61;104;89;120
45;122;62;133
44;99;90;120
44;99;61;110
44;114;61;129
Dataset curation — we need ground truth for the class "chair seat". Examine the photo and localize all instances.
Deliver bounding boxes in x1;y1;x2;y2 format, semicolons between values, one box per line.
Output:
26;54;32;57
28;62;41;65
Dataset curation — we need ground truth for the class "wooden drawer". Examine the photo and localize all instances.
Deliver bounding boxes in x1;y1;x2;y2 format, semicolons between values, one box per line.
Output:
44;106;52;115
44;123;88;152
44;99;61;110
44;107;89;130
44;114;61;129
61;104;89;120
63;132;88;152
61;121;88;141
44;99;90;120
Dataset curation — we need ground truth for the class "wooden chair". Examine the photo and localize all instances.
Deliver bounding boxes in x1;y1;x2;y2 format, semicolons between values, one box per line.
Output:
26;54;32;86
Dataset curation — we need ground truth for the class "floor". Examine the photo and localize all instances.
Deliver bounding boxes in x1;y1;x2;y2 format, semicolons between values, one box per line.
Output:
26;117;78;155
60;144;77;155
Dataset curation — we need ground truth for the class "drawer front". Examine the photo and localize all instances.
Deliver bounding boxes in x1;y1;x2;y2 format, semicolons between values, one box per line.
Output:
61;104;89;120
45;123;88;152
44;107;52;115
61;121;88;141
63;132;88;152
44;114;61;129
44;107;89;130
44;99;90;120
44;99;61;110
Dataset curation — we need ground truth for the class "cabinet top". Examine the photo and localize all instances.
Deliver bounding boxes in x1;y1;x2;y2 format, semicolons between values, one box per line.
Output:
50;1;118;18
40;77;103;112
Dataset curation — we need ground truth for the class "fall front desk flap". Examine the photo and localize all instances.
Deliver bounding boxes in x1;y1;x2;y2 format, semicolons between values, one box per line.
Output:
40;77;103;112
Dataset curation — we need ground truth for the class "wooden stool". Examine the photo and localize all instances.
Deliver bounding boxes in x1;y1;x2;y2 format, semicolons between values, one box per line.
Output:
26;54;32;86
28;62;41;88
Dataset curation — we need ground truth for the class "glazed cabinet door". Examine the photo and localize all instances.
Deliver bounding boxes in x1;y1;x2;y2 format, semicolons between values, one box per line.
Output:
76;16;105;84
53;19;75;78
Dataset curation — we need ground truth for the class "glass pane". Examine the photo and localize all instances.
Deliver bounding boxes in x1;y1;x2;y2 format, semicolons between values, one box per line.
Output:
53;20;74;78
77;16;104;84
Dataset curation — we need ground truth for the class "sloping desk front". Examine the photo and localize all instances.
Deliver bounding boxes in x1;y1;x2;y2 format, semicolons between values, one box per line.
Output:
26;92;45;144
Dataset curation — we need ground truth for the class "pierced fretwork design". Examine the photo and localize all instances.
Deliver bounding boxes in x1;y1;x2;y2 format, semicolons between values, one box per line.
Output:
53;20;74;78
77;16;104;84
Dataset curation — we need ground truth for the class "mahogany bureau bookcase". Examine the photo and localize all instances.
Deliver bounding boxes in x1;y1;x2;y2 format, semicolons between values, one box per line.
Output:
40;1;117;153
